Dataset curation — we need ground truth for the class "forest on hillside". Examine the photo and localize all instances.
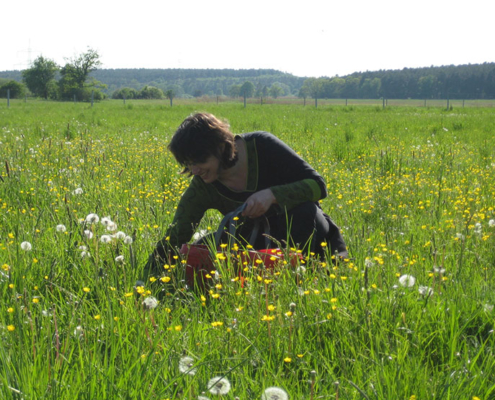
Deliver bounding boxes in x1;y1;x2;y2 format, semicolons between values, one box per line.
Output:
1;62;495;100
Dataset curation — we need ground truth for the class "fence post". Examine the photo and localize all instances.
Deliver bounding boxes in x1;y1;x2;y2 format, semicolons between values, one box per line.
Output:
345;98;348;106
382;98;385;109
91;90;94;107
446;97;450;110
424;99;426;107
73;94;76;104
7;89;10;108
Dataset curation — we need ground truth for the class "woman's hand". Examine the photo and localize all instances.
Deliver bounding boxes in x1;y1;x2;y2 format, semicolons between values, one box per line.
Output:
243;189;277;218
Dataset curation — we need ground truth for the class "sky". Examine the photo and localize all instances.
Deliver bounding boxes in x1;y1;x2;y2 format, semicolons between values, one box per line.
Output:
2;0;493;78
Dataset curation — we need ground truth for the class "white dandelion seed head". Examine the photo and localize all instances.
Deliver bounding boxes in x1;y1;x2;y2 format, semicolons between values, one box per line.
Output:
192;229;208;241
83;230;93;239
74;325;84;338
261;386;289;400
100;235;113;244
124;236;133;245
207;376;231;395
114;231;126;240
142;296;158;310
80;251;90;259
178;356;197;375
85;213;99;224
364;258;374;268
455;233;465;240
433;265;446;274
198;396;211;400
106;222;118;232
484;304;494;313
78;245;87;251
115;255;124;263
399;274;416;287
489;219;495;227
73;188;83;195
101;217;112;226
56;224;67;232
418;286;434;296
20;241;32;251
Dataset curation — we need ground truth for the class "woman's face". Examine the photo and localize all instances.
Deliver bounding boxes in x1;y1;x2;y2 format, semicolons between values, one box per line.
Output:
187;155;221;183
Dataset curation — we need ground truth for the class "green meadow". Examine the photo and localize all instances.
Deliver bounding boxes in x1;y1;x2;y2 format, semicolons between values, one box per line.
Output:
1;100;495;399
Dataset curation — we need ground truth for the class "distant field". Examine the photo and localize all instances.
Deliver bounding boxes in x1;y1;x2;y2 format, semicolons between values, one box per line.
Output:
1;101;495;399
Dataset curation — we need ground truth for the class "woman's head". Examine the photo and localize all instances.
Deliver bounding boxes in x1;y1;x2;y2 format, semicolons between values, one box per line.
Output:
168;113;238;174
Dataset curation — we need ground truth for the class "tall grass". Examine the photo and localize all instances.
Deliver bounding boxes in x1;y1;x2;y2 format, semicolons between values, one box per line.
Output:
1;100;495;399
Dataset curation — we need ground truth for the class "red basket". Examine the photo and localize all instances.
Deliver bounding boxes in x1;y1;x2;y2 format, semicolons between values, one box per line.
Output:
180;244;301;291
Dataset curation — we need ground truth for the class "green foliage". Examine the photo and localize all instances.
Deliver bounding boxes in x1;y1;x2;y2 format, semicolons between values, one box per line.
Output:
0;80;26;98
239;81;255;99
112;87;139;100
139;85;163;99
21;56;59;99
58;48;106;101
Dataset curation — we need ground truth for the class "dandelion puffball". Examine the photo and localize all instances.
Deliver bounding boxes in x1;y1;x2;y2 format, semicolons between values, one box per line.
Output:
100;235;113;244
178;356;197;375
21;241;32;251
73;188;83;195
115;255;124;263
489;219;495;227
207;376;231;395
399;274;416;287
84;230;93;239
261;386;289;400
142;296;158;310
124;236;133;245
56;224;67;232
85;213;99;224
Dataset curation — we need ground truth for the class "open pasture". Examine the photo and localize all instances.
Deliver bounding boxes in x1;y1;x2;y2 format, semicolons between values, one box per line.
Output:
1;100;495;399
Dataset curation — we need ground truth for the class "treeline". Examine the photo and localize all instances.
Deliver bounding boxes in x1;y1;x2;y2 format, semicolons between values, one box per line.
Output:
301;63;495;100
2;62;495;100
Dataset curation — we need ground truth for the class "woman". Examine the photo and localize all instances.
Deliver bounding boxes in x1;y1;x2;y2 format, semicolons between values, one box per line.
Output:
145;112;347;276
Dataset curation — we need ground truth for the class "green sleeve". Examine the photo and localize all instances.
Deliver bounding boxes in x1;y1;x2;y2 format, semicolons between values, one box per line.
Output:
270;178;323;211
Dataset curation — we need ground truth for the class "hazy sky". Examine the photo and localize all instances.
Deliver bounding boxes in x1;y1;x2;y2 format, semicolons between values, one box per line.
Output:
2;0;493;77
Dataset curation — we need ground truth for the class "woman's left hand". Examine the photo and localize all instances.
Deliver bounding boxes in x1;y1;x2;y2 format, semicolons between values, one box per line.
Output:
243;189;277;218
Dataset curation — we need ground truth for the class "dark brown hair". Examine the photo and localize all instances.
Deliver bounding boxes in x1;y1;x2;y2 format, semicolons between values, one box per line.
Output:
168;113;238;173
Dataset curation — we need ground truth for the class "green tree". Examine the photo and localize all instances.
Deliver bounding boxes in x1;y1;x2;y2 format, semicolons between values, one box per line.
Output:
229;84;241;98
0;80;26;98
240;81;254;107
165;89;175;106
269;84;283;99
139;85;163;99
59;48;104;101
22;56;59;99
298;86;310;106
112;87;139;99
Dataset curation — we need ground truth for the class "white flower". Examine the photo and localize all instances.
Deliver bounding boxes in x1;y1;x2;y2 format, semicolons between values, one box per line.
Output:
101;217;112;226
100;235;113;244
115;255;124;263
21;241;32;251
80;251;90;258
296;266;306;274
74;325;84;338
483;304;494;313
433;265;446;274
106;222;118;232
418;286;434;296
207;376;231;395
124;236;133;245
73;188;83;195
398;274;416;287
192;229;208;241
489;219;495;227
78;245;88;251
455;233;465;241
84;230;93;239
262;386;289;400
143;296;158;310
56;224;67;232
364;258;374;268
178;356;197;375
85;213;99;224
114;231;126;240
